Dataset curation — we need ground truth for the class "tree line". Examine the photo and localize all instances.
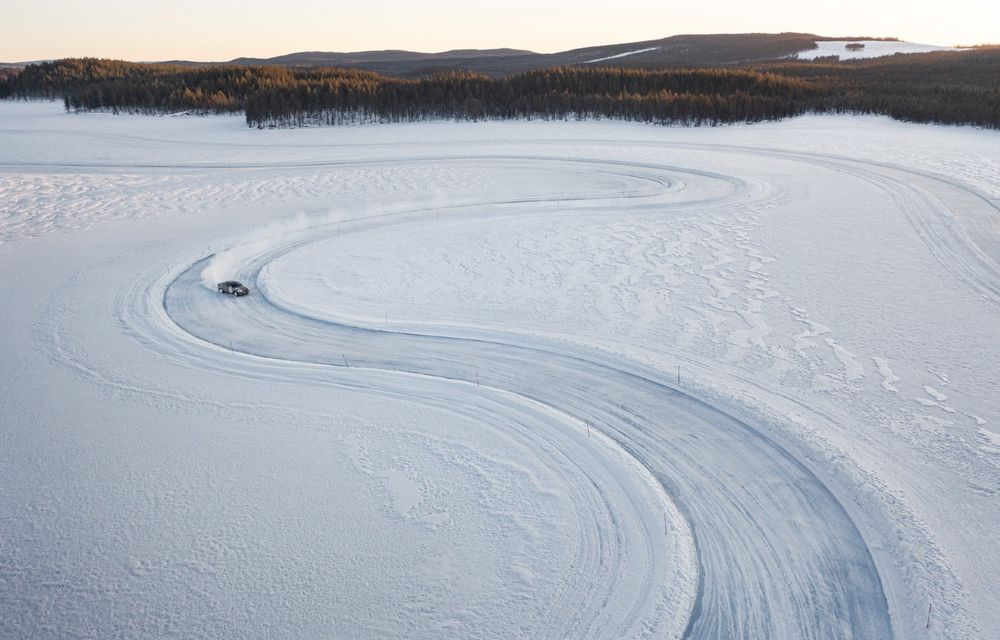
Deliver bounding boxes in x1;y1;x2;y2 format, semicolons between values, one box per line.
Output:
1;50;997;129
755;48;1000;129
243;67;816;127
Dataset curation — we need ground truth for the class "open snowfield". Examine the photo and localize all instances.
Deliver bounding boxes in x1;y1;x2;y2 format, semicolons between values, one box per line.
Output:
796;40;964;60
1;101;998;638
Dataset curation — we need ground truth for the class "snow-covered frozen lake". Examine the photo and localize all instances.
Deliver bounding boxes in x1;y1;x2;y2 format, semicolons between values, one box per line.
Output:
1;102;998;639
796;40;963;60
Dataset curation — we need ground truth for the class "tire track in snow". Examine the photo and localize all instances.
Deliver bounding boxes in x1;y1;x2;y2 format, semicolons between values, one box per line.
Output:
141;157;895;639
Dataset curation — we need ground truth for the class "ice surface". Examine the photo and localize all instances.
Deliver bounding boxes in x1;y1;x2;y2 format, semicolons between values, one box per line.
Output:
2;101;998;638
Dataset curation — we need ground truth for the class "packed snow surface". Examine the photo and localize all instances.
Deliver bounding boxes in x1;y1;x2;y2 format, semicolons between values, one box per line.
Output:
1;102;999;639
797;40;964;60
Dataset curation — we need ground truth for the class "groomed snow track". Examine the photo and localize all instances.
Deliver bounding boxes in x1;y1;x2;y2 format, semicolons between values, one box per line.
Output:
116;148;999;639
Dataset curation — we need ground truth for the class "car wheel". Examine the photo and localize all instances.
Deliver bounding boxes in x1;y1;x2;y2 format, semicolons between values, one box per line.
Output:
218;288;224;293
233;291;239;296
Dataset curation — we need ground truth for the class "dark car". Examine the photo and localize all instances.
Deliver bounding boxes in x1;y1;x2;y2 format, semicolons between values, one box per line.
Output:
217;281;249;296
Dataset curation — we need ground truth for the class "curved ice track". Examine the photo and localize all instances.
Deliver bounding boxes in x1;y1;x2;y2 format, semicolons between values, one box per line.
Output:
139;155;900;638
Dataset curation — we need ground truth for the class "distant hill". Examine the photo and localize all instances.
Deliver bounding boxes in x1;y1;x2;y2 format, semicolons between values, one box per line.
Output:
231;48;535;66
215;33;828;76
3;34;927;76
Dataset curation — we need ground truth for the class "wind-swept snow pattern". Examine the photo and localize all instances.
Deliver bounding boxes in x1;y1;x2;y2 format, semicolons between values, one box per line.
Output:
2;102;999;639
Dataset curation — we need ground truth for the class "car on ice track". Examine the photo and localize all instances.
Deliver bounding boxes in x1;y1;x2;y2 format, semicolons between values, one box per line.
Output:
217;281;249;296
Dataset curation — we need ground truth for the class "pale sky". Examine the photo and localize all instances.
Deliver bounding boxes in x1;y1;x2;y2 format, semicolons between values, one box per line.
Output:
2;0;996;62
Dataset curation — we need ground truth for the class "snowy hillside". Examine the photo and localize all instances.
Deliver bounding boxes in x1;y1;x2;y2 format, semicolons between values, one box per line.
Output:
798;40;964;60
584;47;661;63
1;102;998;638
